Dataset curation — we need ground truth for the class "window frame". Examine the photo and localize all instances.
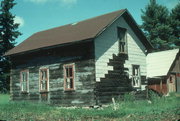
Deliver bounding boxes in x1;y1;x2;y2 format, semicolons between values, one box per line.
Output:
118;27;128;54
39;68;49;92
132;65;141;88
20;69;29;93
169;76;173;83
63;63;75;91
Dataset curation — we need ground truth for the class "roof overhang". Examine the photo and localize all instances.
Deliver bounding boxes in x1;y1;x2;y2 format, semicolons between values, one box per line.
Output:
5;38;93;57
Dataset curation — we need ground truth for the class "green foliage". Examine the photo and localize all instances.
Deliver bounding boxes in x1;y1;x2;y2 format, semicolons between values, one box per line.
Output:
169;2;180;46
0;0;21;93
141;0;179;50
0;93;179;120
123;92;135;102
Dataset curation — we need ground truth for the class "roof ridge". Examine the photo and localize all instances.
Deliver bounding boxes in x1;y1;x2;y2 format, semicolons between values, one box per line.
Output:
35;9;126;34
78;9;126;22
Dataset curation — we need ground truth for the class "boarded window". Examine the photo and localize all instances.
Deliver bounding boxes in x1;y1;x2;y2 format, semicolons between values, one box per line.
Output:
132;65;141;87
20;70;29;92
64;64;75;90
118;27;127;53
39;68;49;92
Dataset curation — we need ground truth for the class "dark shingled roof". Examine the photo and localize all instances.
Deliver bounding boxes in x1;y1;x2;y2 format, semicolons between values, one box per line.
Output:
5;9;152;56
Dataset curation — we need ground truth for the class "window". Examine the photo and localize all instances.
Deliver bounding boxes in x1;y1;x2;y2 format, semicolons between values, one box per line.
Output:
169;76;173;83
64;64;75;91
20;70;29;92
132;65;141;87
118;27;127;53
39;68;49;92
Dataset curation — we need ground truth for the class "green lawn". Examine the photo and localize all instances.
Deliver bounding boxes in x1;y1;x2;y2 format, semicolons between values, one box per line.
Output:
0;94;9;104
0;93;179;121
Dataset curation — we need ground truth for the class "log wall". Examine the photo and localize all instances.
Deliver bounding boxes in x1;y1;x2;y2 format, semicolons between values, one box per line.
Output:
10;41;96;106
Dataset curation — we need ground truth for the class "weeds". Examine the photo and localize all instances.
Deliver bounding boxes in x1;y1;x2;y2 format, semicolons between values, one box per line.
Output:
0;92;179;120
123;92;135;102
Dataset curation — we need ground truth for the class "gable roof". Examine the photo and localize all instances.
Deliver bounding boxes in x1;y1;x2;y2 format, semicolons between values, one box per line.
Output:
147;49;179;78
5;9;152;56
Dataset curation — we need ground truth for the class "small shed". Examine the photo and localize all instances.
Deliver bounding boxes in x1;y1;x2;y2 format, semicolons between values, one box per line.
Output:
147;49;180;94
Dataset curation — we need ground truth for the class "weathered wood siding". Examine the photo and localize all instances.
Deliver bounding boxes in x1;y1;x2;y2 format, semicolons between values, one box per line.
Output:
95;16;147;90
95;53;133;104
94;20;118;82
148;78;168;94
10;42;96;106
167;74;176;93
171;53;180;73
167;51;180;93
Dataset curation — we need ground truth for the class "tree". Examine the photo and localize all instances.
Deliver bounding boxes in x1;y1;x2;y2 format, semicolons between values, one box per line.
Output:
141;0;174;50
169;2;180;46
0;0;21;93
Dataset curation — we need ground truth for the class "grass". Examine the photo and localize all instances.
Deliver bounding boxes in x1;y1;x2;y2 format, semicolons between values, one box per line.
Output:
0;93;180;121
0;94;9;104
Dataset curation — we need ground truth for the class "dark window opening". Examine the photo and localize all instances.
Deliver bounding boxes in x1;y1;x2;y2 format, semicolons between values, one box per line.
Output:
170;76;173;83
118;27;127;53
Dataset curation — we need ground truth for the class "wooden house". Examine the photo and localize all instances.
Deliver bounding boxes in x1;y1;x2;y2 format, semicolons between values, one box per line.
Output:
147;49;180;94
5;9;153;106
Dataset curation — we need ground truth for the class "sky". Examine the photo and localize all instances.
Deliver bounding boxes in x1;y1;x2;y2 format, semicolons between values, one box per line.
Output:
10;0;179;45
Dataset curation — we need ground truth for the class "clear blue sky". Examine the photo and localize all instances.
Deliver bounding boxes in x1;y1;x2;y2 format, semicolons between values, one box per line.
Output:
12;0;179;45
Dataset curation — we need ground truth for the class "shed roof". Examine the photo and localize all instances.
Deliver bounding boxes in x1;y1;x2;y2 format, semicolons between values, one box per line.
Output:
5;9;152;56
147;49;179;78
